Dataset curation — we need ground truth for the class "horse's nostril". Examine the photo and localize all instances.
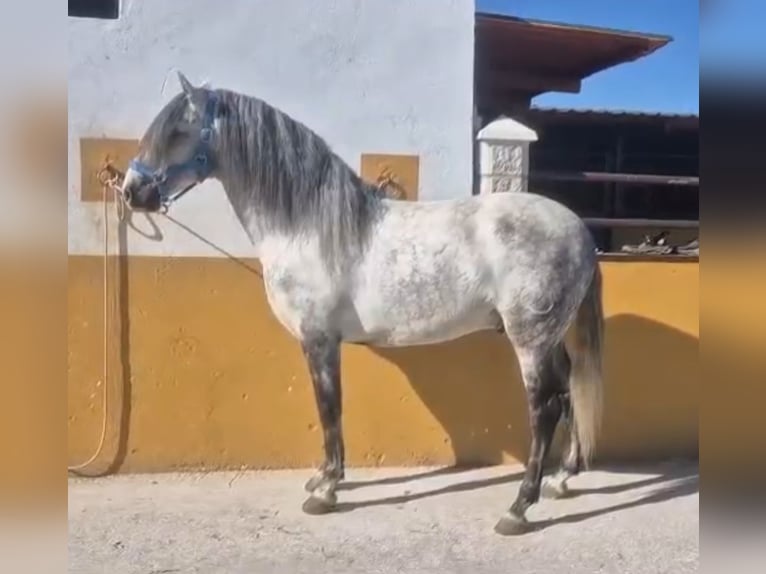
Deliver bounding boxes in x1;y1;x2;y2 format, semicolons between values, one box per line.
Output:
122;188;132;204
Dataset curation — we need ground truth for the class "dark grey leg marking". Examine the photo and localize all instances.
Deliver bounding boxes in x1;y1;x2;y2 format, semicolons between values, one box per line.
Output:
300;332;344;514
495;347;564;535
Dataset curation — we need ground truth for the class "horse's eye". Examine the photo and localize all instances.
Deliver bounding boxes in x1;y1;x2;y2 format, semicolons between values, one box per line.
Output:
168;129;187;145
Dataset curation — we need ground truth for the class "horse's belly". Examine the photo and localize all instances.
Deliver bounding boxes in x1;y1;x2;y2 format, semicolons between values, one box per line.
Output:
380;315;500;346
343;304;502;347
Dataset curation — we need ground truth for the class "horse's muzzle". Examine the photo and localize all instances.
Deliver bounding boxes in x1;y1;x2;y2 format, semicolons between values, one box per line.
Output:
122;170;162;212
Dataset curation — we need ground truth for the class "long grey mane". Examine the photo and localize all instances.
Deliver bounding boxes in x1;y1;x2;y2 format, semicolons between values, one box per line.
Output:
210;88;386;269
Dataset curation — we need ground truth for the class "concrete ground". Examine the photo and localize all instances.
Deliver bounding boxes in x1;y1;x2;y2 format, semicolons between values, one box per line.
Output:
68;461;698;574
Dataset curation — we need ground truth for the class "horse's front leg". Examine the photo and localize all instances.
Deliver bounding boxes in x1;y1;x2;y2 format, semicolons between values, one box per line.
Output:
300;332;345;514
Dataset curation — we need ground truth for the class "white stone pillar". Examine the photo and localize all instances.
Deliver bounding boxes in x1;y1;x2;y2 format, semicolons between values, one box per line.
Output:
476;116;538;194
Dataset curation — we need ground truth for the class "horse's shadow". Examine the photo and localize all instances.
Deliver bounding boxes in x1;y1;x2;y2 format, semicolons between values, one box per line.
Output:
368;313;698;465
335;313;698;526
332;463;698;531
535;467;698;530
335;466;526;510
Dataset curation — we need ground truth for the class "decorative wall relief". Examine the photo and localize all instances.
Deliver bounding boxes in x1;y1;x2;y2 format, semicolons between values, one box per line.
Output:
79;138;138;202
490;142;524;194
360;153;420;201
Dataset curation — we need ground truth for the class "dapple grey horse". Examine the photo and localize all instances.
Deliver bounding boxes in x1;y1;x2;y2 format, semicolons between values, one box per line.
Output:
121;72;604;535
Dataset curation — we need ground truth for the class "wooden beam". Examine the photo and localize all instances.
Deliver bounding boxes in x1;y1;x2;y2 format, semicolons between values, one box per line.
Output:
598;252;699;262
478;66;582;94
474;94;533;118
583;218;699;229
530;170;699;186
664;117;699;132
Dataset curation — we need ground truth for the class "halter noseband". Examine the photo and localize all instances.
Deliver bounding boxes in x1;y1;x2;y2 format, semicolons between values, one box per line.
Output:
128;93;219;211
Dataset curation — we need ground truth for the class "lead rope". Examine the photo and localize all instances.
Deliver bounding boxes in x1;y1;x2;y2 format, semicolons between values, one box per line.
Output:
68;163;395;475
68;164;127;474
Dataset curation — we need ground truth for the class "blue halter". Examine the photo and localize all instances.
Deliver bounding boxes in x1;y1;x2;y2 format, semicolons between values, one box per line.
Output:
129;93;219;211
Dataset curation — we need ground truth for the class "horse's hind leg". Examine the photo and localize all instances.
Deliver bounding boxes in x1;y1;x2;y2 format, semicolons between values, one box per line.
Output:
541;346;582;499
300;332;345;515
542;420;581;499
495;343;564;536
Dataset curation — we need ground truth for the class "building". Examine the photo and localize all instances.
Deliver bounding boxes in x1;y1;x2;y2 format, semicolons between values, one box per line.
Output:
473;12;699;255
67;1;698;474
517;106;699;253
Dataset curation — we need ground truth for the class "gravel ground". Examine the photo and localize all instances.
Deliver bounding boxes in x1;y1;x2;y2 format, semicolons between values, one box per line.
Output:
68;461;698;574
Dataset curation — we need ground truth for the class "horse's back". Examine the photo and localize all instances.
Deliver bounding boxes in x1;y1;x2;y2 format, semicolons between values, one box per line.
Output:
366;190;596;300
479;191;594;255
382;191;591;242
344;192;595;345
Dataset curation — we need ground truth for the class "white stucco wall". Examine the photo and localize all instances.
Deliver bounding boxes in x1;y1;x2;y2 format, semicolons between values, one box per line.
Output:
68;0;475;257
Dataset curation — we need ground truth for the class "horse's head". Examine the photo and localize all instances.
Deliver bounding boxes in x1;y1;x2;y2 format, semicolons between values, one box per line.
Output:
122;72;219;212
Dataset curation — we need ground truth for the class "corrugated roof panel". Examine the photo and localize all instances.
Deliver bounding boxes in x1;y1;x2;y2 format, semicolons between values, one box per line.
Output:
529;105;699;120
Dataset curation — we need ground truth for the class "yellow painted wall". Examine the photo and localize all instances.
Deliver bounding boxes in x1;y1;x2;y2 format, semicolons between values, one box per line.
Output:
67;257;698;474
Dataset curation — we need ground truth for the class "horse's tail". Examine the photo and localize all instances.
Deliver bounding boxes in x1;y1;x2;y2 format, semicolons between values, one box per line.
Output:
568;263;605;467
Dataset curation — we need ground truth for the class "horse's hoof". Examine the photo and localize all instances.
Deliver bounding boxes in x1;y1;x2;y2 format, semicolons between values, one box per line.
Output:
302;493;337;515
304;473;325;493
541;479;570;500
494;512;531;536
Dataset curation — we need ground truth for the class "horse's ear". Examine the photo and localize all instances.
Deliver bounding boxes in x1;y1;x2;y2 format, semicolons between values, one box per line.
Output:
177;71;195;96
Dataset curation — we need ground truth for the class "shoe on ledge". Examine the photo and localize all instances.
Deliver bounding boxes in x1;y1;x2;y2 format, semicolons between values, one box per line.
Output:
621;231;673;255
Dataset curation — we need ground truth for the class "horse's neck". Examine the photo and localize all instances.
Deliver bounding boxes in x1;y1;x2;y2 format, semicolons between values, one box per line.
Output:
216;170;382;277
216;177;265;248
215;179;312;268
